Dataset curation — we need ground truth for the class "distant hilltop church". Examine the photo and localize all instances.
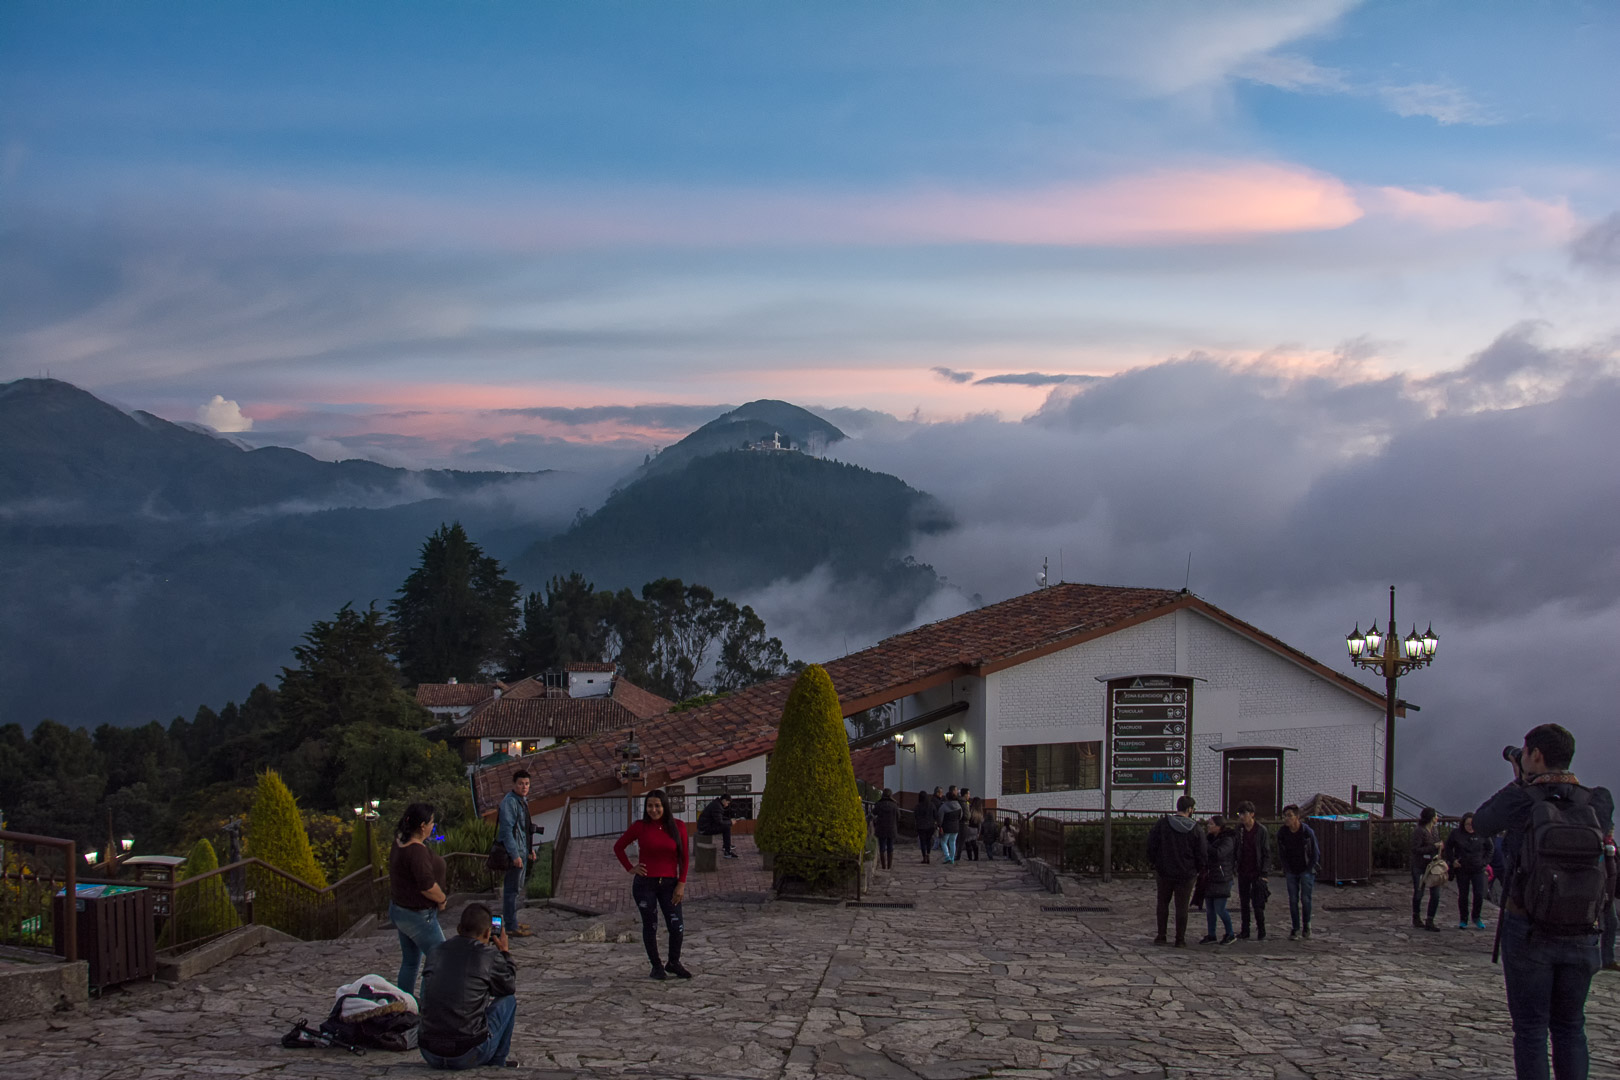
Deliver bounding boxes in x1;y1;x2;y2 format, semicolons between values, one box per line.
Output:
742;430;795;452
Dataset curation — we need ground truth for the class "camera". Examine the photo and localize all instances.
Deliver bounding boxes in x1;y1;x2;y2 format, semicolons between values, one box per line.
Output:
1502;745;1523;764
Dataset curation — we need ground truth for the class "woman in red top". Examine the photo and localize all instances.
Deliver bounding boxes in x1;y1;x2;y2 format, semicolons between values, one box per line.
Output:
612;789;690;980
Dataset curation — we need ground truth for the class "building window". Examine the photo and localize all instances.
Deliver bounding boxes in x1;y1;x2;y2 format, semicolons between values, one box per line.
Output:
1001;741;1101;794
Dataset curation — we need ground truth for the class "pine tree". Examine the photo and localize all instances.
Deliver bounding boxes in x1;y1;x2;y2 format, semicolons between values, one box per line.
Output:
391;522;520;684
342;817;387;879
246;770;329;935
754;665;866;880
161;838;240;946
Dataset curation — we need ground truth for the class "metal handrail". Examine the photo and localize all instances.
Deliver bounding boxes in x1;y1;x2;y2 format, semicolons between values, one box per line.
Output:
550;797;573;898
0;828;77;962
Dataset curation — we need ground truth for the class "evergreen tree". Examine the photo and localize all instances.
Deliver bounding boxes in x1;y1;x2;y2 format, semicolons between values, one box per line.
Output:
246;770;329;935
162;838;240;946
277;604;425;748
504;572;607;679
341;817;387;879
754;665;866;877
391;522;519;684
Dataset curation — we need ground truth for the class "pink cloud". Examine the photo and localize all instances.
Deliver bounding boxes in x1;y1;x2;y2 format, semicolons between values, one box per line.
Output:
1367;186;1574;235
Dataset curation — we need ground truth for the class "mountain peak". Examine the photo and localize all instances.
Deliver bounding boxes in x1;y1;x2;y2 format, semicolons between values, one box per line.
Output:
635;399;846;479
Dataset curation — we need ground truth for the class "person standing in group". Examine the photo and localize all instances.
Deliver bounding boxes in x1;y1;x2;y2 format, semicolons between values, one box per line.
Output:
1276;805;1320;940
497;770;536;938
979;806;999;860
1146;795;1206;947
1411;806;1444;933
388;802;447;998
913;790;937;864
932;787;947;852
962;798;984;862
612;789;691;980
1200;815;1238;945
872;788;900;871
1444;812;1491;931
937;791;964;864
999;816;1019;860
1234;801;1270;941
1475;723;1613;1080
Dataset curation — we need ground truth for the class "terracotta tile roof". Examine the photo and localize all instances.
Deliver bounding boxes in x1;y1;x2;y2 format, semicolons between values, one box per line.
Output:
497;676;564;701
565;661;617;673
416;683;498;708
455;697;639;740
610;677;674;721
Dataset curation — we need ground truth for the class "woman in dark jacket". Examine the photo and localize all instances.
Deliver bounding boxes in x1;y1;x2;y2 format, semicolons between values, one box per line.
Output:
912;790;937;864
1443;812;1490;930
871;789;900;870
979;808;999;859
963;797;984;862
1200;816;1238;945
1411;806;1443;932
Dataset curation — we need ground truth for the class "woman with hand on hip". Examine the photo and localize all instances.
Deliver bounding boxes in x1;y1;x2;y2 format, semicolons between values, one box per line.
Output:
613;789;691;980
387;802;448;997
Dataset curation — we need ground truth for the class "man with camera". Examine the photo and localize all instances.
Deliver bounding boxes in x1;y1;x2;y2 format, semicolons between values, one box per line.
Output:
497;771;536;937
417;903;518;1069
1474;724;1613;1080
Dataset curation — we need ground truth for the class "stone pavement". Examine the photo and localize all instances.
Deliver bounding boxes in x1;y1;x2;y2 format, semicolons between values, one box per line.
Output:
2;852;1617;1079
557;835;774;913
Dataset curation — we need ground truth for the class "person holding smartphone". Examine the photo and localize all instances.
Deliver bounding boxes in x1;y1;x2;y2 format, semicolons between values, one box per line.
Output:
613;789;690;980
418;903;518;1070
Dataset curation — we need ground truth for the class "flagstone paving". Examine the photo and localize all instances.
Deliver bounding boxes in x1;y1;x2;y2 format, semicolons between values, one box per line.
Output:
2;853;1616;1079
556;834;774;912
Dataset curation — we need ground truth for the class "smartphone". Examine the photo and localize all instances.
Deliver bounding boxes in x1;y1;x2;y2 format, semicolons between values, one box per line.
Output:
491;915;503;933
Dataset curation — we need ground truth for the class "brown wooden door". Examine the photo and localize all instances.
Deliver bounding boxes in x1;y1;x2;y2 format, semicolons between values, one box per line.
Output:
1225;754;1282;816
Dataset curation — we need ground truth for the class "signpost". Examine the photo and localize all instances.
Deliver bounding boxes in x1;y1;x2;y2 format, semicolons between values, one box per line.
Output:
1100;675;1199;883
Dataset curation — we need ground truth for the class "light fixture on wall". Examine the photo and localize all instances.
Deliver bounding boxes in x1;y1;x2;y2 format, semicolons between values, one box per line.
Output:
944;728;966;754
893;731;916;792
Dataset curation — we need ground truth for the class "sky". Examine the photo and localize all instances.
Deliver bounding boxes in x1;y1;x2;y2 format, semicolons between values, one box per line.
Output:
3;1;1619;807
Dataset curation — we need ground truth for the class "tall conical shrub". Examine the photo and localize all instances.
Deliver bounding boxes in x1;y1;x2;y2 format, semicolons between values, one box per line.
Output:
160;838;240;948
342;819;387;879
755;665;867;873
247;770;329;935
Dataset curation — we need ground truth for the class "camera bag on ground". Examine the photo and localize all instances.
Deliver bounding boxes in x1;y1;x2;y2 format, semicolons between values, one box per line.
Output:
1518;784;1607;934
319;975;420;1052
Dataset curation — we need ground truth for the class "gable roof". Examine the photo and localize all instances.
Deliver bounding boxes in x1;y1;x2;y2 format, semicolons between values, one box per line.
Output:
455;696;642;740
610;677;675;721
565;661;617;673
474;583;1389;818
416;682;500;708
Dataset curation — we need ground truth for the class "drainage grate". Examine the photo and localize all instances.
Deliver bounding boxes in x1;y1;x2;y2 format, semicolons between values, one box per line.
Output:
1041;905;1112;913
846;901;916;909
1322;905;1393;912
775;895;844;905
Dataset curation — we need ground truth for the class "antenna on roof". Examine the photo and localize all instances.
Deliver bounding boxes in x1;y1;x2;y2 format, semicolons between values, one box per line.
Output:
1059;548;1063;584
1037;557;1048;589
1183;552;1193;593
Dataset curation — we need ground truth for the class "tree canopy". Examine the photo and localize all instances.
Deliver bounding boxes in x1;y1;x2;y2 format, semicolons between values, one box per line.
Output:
391;522;520;684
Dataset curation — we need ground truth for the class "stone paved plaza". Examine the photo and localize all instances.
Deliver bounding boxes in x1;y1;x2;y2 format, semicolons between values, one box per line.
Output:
555;835;775;912
4;853;1617;1079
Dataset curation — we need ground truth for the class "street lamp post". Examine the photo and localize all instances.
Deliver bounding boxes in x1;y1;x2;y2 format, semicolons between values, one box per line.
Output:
1345;585;1438;820
352;799;381;870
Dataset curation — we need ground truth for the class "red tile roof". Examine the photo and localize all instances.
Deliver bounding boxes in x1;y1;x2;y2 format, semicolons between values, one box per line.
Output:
454;697;640;740
565;661;617;673
497;676;564;701
610;677;674;721
416;683;499;708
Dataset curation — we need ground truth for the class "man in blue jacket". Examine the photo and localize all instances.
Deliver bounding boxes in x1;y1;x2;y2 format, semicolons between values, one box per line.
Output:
498;770;535;937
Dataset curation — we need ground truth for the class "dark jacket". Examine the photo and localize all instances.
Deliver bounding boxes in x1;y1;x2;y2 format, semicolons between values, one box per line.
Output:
1442;826;1491;875
697;797;731;835
1410;823;1442;873
1204;828;1238;899
959;810;975;839
418;935;517;1058
1236;822;1271;880
979;813;998;845
912;797;937;833
1146;814;1207;881
1276;822;1320;874
871;795;900;840
1474;779;1615;911
939;799;963;834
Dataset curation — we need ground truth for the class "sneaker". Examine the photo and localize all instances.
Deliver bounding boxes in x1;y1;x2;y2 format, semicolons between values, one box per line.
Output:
1198;934;1218;944
1301;927;1311;940
1256;929;1266;941
1288;928;1298;940
664;960;693;979
1219;934;1236;946
1237;929;1251;940
1474;919;1488;930
722;850;739;859
1424;921;1441;933
1152;935;1168;946
1458;921;1468;930
649;963;667;981
1412;916;1424;929
500;1057;520;1068
1173;939;1187;948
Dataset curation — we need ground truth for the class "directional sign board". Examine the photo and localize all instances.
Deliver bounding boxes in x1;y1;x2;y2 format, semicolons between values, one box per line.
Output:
1107;678;1193;789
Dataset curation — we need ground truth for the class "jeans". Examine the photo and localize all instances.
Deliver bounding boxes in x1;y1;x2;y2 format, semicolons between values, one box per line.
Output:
1285;870;1314;932
701;820;733;852
419;994;516;1070
1499;912;1600;1080
940;832;959;862
1457;868;1487;924
632;875;684;966
918;832;934;859
388;903;444;998
503;861;526;928
876;835;894;859
1155;875;1195;942
1238;876;1268;937
1206;895;1233;939
1411;866;1441;923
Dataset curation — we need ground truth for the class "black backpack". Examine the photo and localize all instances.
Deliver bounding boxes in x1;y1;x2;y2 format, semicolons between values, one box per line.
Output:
1517;784;1607;935
320;994;419;1052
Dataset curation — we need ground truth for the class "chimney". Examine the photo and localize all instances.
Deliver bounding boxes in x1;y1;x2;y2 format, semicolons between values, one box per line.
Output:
447;676;458;685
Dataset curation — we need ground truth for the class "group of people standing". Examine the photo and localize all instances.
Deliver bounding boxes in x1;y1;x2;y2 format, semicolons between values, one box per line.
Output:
900;785;1015;866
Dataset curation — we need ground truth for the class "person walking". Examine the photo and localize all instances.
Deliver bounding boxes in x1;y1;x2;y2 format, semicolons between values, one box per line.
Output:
1234;800;1270;941
963;798;984;862
1276;805;1320;940
1444;812;1491;930
1411;806;1444;933
1200;815;1238;945
612;789;691;980
912;790;937;863
999;817;1019;860
1475;723;1614;1080
872;788;900;871
938;792;964;865
497;770;536;937
1147;795;1207;947
388;802;448;998
979;806;999;860
931;787;947;853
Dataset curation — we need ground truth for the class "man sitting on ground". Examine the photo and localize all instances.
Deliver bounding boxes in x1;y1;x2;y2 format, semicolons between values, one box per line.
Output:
418;903;518;1070
697;793;739;858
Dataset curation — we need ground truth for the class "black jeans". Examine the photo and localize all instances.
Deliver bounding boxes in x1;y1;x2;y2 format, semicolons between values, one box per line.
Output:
918;832;933;858
1238;876;1268;936
1457;868;1487;923
1155;875;1195;943
632;875;683;966
1412;866;1441;922
700;821;733;852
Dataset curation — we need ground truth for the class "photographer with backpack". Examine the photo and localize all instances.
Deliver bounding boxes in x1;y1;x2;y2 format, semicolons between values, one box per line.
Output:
1474;723;1613;1080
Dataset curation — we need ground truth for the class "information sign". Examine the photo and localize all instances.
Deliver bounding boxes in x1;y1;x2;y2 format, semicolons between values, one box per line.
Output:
1107;677;1194;789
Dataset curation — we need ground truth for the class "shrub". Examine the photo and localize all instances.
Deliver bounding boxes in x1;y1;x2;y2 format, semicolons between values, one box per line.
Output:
160;838;240;949
341;818;387;879
246;770;329;935
755;665;867;889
